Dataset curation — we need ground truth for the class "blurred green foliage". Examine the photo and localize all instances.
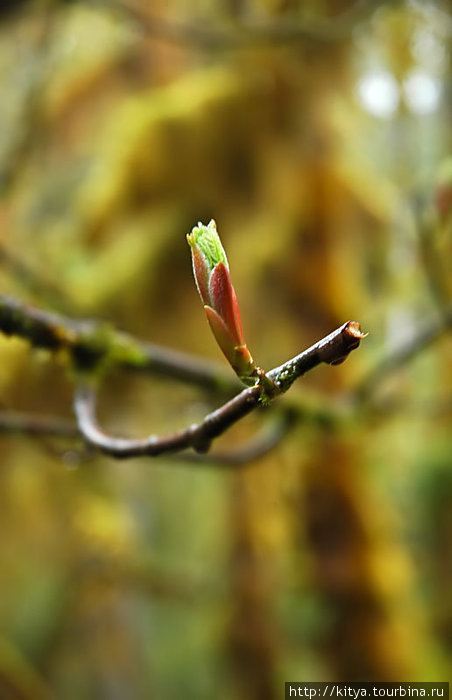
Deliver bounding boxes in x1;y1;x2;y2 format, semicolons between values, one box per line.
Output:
0;1;452;698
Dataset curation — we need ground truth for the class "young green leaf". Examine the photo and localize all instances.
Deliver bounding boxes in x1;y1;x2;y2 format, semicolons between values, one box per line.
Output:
187;220;254;380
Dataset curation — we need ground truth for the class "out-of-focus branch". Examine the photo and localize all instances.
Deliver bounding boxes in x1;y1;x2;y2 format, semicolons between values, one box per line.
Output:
74;321;365;459
355;305;452;401
0;2;56;194
98;0;384;49
0;294;238;394
355;196;452;403
410;196;451;312
0;410;77;438
410;0;452;37
0;244;72;311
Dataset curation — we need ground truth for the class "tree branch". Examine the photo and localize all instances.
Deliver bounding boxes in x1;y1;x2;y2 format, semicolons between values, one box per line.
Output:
74;380;262;458
177;408;297;466
0;294;238;394
0;405;296;465
0;293;364;460
355;306;452;400
74;321;365;459
267;321;365;392
4;287;452;459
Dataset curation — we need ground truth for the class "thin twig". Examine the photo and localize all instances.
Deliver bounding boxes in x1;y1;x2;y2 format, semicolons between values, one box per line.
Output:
74;321;365;459
74;381;261;457
177;408;297;466
0;407;295;465
267;321;365;391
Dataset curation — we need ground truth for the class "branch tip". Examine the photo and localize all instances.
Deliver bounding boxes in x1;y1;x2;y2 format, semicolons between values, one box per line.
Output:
345;320;367;341
322;321;367;366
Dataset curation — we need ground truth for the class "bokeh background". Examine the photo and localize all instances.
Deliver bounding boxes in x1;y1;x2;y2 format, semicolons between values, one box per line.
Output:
0;0;452;697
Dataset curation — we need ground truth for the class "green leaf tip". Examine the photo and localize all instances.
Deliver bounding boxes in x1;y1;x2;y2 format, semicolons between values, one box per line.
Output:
186;219;228;273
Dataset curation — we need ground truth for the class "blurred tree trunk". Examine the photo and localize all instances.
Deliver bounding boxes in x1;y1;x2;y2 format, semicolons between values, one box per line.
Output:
292;156;418;680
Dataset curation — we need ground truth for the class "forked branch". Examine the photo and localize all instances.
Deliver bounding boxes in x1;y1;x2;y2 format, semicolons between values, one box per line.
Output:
73;321;365;458
0;219;366;461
